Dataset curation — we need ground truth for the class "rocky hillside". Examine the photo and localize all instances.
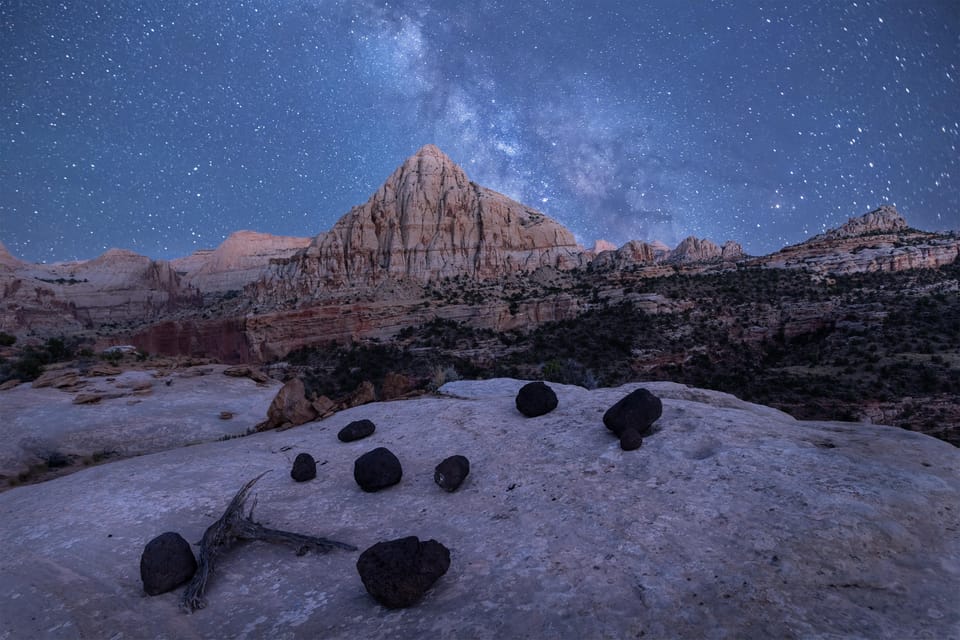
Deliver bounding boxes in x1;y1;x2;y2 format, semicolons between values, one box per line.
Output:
0;378;956;638
757;206;959;274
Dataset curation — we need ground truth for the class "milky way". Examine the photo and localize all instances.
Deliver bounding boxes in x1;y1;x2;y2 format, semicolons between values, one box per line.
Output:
2;1;958;263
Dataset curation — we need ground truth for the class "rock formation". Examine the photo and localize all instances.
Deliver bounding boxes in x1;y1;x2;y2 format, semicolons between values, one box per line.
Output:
819;204;908;240
172;230;311;294
669;236;723;263
758;205;959;275
261;144;583;295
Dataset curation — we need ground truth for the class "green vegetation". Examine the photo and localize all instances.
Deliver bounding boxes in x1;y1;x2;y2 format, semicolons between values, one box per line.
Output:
0;336;88;384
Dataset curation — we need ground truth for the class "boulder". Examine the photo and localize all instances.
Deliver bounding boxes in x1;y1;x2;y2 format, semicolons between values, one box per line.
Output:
257;377;317;431
381;372;416;400
290;453;317;482
338;419;376;443
341;380;376;410
515;381;558;417
356;536;451;608
603;388;662;437
139;532;197;596
619;428;643;451
434;455;470;492
354;447;402;492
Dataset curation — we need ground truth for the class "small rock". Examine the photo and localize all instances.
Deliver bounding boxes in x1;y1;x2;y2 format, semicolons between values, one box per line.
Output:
338;419;376;442
434;455;470;492
219;411;234;420
354;447;402;492
515;381;558;417
603;388;662;437
0;379;21;391
72;393;104;405
619;428;643;451
223;365;251;377
356;536;451;608
257;377;317;431
140;532;197;596
291;452;317;482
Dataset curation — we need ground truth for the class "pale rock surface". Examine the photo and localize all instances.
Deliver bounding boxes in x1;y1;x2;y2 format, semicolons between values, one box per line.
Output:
0;365;280;484
0;248;195;335
758;206;960;275
591;239;617;253
670;236;723;263
261;144;583;295
0;379;956;638
820;205;908;240
172;231;311;293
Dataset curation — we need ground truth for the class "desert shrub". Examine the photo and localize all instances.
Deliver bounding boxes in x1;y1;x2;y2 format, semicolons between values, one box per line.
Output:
0;332;15;347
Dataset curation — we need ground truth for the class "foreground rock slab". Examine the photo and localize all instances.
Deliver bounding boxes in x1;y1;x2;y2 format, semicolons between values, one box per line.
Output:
0;379;957;638
0;365;281;486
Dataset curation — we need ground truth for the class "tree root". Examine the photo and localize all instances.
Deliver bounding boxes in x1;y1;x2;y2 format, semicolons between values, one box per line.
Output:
180;472;356;613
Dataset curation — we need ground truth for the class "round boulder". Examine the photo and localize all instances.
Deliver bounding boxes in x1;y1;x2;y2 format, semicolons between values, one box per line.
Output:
354;447;402;492
515;381;559;417
356;536;451;608
603;388;662;437
338;419;376;443
434;455;470;492
619;428;644;451
140;531;197;596
291;452;317;482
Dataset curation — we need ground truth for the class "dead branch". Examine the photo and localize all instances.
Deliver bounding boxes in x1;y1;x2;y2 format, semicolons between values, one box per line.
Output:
180;472;356;613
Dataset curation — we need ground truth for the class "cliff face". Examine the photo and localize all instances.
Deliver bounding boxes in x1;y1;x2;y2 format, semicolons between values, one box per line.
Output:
172;231;311;294
758;206;960;275
262;144;583;297
0;248;195;335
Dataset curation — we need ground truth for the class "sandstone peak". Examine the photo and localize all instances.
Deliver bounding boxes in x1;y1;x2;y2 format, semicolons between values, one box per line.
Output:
277;145;583;287
669;236;722;263
822;205;908;240
174;230;311;293
0;240;24;269
592;239;618;254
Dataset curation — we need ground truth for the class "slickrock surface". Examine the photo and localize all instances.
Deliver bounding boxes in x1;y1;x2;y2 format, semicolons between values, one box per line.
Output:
0;379;956;638
0;365;280;484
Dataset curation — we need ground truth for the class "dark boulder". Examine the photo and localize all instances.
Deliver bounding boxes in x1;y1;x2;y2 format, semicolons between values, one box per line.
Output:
290;452;317;482
603;388;662;437
140;531;197;596
434;455;470;492
338;419;376;443
619;428;643;451
356;536;451;608
515;381;558;417
354;447;402;492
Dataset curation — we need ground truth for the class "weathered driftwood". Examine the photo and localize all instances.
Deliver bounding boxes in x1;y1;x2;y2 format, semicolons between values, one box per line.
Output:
180;472;356;613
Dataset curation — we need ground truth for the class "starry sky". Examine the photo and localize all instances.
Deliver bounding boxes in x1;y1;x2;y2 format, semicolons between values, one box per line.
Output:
2;1;958;263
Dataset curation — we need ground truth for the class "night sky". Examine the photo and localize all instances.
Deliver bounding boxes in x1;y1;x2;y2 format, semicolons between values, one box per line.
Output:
2;1;958;264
